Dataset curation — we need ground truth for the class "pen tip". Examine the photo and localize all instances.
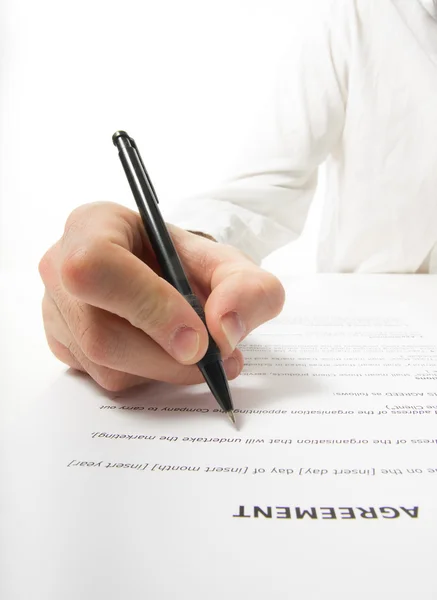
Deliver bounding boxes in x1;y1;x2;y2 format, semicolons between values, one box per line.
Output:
227;410;236;426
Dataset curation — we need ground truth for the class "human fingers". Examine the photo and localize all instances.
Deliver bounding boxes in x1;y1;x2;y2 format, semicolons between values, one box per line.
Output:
56;202;211;365
40;251;243;389
41;292;85;372
44;278;243;386
41;291;147;391
167;225;286;356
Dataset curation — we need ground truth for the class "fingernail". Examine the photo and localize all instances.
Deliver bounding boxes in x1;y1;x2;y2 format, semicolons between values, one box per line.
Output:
224;356;240;379
220;312;245;352
171;327;200;363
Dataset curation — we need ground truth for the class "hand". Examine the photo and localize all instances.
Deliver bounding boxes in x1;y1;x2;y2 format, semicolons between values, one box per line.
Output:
38;202;285;392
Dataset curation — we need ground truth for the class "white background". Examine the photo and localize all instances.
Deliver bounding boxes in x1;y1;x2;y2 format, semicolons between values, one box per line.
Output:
0;0;319;423
0;0;320;274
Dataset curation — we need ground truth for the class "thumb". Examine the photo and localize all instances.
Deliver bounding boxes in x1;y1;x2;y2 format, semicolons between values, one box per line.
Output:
206;262;285;356
168;224;286;356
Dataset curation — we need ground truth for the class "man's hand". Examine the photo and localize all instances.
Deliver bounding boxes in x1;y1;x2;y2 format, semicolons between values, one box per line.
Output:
38;202;285;392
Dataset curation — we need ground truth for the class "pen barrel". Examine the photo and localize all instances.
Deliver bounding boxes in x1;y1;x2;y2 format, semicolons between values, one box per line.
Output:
184;294;222;367
117;144;193;295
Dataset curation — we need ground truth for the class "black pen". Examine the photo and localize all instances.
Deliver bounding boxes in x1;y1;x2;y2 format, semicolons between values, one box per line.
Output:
112;131;236;426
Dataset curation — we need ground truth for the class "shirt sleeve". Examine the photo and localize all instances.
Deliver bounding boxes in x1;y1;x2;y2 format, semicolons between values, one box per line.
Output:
169;1;351;264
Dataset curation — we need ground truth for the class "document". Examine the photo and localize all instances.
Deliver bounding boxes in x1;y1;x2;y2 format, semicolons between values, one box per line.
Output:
2;275;436;600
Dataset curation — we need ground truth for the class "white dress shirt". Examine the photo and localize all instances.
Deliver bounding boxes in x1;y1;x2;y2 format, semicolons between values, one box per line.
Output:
171;0;437;273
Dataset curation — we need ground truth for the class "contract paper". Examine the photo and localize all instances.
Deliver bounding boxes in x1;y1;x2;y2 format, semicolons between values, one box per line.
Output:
2;275;437;599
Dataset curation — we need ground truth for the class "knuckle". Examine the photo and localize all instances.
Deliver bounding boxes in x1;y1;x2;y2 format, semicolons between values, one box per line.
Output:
60;241;106;295
94;367;130;392
252;271;286;317
46;334;78;369
66;340;86;367
261;272;286;315
46;334;67;360
130;285;168;332
41;293;51;319
196;245;222;275
63;202;119;242
52;284;78;331
167;365;203;386
78;320;112;364
42;291;67;333
38;246;56;285
60;248;87;293
171;365;194;385
62;206;89;242
64;202;101;229
38;252;50;281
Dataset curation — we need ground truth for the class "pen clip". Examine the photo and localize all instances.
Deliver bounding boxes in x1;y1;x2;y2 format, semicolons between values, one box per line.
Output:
128;135;159;204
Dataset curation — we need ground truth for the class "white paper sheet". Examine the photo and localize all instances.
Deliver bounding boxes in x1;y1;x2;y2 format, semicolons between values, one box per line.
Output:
2;275;437;599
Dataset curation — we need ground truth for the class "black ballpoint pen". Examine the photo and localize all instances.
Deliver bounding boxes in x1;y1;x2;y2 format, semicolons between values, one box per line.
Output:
112;130;236;426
